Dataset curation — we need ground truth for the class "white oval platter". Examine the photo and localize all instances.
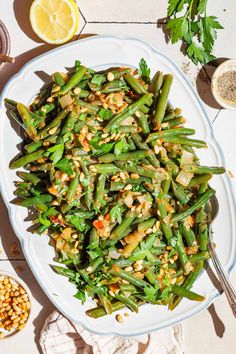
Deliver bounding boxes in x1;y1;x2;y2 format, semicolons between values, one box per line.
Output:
0;35;235;336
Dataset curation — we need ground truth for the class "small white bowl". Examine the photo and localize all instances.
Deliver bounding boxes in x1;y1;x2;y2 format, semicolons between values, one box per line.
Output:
211;59;236;110
0;271;32;339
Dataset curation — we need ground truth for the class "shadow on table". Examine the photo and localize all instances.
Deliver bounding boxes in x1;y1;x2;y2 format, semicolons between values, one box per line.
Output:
0;196;55;353
206;265;225;338
0;44;53;93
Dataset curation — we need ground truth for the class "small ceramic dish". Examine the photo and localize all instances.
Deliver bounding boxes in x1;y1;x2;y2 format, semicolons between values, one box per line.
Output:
211;59;236;110
0;20;11;72
0;271;32;339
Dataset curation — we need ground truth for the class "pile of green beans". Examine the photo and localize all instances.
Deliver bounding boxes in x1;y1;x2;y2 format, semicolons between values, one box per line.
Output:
6;59;225;319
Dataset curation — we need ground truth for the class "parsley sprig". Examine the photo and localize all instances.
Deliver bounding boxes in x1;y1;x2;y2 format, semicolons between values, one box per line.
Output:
166;0;223;65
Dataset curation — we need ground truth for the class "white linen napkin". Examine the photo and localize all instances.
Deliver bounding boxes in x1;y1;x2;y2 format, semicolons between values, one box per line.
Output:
40;310;183;354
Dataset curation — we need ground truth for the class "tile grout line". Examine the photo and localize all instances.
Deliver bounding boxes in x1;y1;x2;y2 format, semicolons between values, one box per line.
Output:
212;108;222;125
87;21;160;24
0;259;26;262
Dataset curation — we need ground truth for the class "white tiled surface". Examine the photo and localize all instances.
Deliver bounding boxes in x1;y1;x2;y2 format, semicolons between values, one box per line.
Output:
0;1;236;353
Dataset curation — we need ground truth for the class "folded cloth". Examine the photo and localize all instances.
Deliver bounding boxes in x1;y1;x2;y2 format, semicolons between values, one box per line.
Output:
40;310;183;354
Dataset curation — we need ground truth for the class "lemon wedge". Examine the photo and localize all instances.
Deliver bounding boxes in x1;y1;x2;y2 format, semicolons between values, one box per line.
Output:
30;0;79;44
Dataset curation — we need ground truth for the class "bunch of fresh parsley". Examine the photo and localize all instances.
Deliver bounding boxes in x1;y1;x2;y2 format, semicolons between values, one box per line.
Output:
166;0;223;65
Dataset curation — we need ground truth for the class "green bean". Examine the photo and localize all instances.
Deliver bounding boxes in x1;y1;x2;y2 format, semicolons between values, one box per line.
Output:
162;136;207;148
137;218;156;232
9;110;24;128
114;293;139;312
105;94;151;131
131;133;149;150
25;141;43;153
94;174;106;209
110;269;149;288
169;261;204;310
119;126;139;133
5;98;18;109
139;105;150;114
171;285;205;301
59;111;78;138
15;194;53;207
162;108;182;122
29;162;52;171
174;230;189;271
115;161;166;180
89;163;120;175
182;164;225;175
101;80;127;93
146;128;195;143
136;111;150;134
189;252;210;263
171;189;215;223
37;108;70;140
199;182;208;194
54;266;76;279
124;73;148;94
110;211;137;240
111;67;132;79
59;66;87;95
98;150;148;163
79;159;94;210
154;74;173;129
10;149;44;169
35;224;48;234
86;301;125;318
188;174;212;187
76;98;100;113
52;72;65;87
35;102;56;116
161;117;185;129
66;170;79;203
145;269;158;285
17;103;38;141
181;223;196;246
199;225;208;252
154;71;164;101
156;194;173;244
86;257;104;273
172;181;190;205
17;171;40;184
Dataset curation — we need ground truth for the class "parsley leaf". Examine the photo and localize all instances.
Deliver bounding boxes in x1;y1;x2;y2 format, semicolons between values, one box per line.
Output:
75;60;81;69
138;58;151;84
55;158;73;176
166;0;223;65
110;204;125;224
114;137;128;156
92;142;115;157
98;108;113;120
74;290;86;304
166;17;188;44
144;285;160;302
186;42;215;65
91;74;106;86
66;214;90;232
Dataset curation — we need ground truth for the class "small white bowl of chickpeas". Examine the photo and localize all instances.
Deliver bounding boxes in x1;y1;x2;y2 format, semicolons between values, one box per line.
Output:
0;271;32;339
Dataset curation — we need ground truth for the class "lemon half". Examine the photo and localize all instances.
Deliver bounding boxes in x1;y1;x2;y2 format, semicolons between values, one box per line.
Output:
30;0;79;44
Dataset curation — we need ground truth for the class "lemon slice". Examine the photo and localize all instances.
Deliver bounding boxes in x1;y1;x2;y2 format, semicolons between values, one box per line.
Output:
30;0;79;44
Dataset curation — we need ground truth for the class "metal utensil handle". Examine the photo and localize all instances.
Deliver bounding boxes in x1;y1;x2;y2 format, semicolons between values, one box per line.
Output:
208;234;236;318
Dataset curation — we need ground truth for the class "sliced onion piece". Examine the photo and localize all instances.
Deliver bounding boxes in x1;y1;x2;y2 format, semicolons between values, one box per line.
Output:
176;170;194;187
180;150;194;168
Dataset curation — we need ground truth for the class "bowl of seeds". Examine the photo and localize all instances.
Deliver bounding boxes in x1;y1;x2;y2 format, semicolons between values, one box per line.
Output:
0;272;31;339
211;59;236;109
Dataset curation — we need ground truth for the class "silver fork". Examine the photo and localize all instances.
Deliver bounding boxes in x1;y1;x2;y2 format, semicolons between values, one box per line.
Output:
205;194;236;317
